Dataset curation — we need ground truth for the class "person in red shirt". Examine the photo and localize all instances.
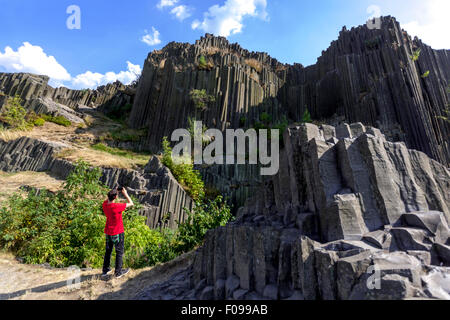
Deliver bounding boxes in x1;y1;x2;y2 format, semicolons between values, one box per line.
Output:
102;187;134;279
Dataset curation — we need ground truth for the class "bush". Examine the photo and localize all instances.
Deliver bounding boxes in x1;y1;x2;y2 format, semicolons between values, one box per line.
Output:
0;95;30;130
302;109;312;123
190;89;216;111
175;196;233;253
162;137;205;200
0;160;173;268
33;117;46;127
41;114;72;127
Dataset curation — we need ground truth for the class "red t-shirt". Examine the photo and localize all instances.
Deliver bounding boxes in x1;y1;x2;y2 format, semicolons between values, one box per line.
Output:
103;201;127;236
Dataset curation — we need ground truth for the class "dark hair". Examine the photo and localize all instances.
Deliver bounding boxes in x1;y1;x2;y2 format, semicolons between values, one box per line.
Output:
107;189;118;202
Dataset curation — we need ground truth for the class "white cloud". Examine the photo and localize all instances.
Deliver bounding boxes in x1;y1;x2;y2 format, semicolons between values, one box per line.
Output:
0;42;141;89
70;61;142;89
191;0;268;37
157;0;178;10
0;42;71;81
141;27;162;46
171;5;192;21
400;0;450;49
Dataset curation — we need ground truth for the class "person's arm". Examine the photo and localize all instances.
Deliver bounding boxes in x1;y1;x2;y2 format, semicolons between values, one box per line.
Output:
122;188;134;209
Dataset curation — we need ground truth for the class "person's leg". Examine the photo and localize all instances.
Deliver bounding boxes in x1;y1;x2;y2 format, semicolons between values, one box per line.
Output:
102;235;114;274
114;233;125;275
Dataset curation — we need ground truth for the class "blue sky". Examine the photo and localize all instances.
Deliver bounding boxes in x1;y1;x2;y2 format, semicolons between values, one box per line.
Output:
0;0;448;89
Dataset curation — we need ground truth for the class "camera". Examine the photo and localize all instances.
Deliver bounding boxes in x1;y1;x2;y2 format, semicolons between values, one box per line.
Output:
117;186;124;192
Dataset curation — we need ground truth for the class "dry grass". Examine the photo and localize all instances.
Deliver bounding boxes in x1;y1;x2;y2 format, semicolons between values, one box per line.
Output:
55;147;150;170
0;171;64;203
245;58;263;73
0;129;30;142
204;47;221;56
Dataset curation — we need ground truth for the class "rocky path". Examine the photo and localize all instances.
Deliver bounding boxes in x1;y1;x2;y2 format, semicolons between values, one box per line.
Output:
0;251;194;300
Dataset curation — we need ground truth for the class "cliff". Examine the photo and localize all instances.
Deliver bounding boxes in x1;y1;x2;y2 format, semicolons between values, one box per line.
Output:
136;122;450;300
0;72;134;116
130;16;450;167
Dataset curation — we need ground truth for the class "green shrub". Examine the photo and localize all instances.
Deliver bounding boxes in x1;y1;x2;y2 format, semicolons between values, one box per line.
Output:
175;196;233;253
0;160;173;268
239;116;247;127
421;71;430;78
302;108;312;123
410;49;421;62
260;112;272;125
41;114;72;127
33;117;46;127
0;95;30;130
190;89;215;111
162;137;205;200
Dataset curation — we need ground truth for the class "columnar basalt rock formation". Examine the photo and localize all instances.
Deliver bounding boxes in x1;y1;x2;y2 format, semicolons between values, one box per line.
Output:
135;123;450;300
130;16;449;167
0;137;192;230
0;72;134;115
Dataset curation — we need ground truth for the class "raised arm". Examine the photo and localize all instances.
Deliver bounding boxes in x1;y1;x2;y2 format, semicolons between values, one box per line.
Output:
121;188;134;209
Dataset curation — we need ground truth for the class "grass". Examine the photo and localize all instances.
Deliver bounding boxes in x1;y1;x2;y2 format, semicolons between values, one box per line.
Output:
101;127;147;143
56;144;151;170
0;171;64;203
41;115;72;127
91;143;150;160
0;128;30;142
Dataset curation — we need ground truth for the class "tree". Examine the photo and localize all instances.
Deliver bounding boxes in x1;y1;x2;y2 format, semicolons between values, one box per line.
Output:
0;95;29;130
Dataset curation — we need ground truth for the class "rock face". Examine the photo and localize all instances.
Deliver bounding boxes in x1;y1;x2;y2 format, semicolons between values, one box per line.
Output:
0;72;134;116
136;123;450;300
130;16;449;167
0;137;192;230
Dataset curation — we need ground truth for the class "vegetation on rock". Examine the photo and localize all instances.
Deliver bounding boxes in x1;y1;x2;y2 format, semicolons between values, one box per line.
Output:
0;95;31;130
41;114;72;127
189;89;216;111
162;137;205;200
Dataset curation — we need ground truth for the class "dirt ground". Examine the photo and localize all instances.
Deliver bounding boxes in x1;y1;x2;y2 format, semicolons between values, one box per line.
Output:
0;251;194;300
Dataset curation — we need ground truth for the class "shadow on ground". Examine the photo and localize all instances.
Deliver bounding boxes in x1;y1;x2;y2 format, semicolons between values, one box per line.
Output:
0;274;99;300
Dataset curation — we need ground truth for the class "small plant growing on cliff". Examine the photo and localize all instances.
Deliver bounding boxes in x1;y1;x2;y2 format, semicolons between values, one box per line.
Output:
410;49;421;61
162;137;205;200
260;112;272;125
0;95;29;130
302;108;312;123
437;107;450;123
421;70;430;78
197;55;214;71
190;89;216;111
